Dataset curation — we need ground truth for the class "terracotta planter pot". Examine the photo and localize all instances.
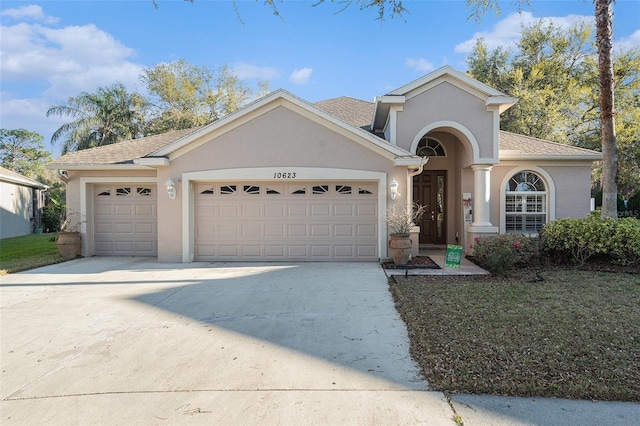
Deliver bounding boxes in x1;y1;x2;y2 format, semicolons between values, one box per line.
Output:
56;232;82;260
389;233;412;265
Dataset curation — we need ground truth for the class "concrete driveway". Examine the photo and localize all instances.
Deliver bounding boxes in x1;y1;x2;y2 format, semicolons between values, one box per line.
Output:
1;258;456;425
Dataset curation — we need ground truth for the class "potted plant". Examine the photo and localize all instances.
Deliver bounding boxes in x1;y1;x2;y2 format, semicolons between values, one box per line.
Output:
56;212;84;260
385;203;426;265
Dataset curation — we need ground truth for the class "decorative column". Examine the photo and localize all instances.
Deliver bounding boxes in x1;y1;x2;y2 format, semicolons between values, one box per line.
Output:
466;164;498;253
471;164;493;227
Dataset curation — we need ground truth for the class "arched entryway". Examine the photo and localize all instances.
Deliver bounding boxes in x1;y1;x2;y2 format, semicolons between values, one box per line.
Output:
412;136;447;245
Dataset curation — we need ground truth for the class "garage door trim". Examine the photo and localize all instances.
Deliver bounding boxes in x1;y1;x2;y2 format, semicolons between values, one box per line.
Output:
80;176;157;257
182;168;388;262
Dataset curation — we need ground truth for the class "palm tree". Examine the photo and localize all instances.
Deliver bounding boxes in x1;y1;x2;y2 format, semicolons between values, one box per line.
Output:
595;0;618;219
47;83;146;154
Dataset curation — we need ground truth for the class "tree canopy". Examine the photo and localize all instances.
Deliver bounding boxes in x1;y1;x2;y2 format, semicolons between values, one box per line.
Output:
140;60;264;135
466;20;639;198
0;129;52;179
46;83;147;154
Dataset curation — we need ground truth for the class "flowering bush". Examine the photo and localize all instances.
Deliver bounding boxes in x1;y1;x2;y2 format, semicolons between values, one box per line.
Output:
472;234;540;275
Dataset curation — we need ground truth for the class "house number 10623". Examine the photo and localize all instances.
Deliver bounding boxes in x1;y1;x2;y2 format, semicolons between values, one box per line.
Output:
273;172;297;179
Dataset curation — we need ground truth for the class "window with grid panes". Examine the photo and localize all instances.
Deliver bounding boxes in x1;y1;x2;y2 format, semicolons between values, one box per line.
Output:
505;171;547;235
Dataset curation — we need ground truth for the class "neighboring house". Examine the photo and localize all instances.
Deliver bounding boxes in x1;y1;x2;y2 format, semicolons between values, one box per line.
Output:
47;66;601;262
0;166;48;239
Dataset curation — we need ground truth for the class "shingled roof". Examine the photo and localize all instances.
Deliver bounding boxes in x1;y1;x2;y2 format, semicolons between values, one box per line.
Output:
499;131;602;160
0;166;47;189
48;93;601;168
314;96;375;130
48;127;202;168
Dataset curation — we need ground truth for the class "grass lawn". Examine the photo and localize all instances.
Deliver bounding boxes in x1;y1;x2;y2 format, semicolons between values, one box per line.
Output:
0;233;65;275
390;268;640;402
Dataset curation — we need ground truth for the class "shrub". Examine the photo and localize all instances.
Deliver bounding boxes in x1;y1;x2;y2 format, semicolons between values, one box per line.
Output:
542;215;640;265
608;218;640;265
42;205;63;233
627;190;640;219
472;234;540;275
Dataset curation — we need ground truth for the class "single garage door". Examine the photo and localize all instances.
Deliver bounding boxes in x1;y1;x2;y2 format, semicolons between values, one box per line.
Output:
194;181;378;261
94;184;158;256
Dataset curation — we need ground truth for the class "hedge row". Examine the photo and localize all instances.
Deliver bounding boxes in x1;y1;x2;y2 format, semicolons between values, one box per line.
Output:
472;215;640;274
543;215;640;266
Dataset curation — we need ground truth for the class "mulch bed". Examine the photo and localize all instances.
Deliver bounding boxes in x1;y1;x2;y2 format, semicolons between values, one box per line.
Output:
382;255;441;269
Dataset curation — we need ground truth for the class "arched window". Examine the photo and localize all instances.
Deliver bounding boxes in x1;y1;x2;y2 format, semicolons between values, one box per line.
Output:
416;137;446;157
505;171;547;234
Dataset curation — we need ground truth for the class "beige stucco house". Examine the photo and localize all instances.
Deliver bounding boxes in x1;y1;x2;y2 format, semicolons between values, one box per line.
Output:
48;66;602;262
1;166;47;239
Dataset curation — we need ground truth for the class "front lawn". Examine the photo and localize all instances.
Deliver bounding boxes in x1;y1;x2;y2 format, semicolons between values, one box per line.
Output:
390;268;640;402
0;233;64;275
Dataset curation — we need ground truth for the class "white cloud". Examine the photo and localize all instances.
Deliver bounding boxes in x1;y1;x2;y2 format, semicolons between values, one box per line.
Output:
232;62;281;80
405;58;434;72
616;29;640;52
289;68;313;85
455;12;591;54
0;4;59;24
0;8;144;156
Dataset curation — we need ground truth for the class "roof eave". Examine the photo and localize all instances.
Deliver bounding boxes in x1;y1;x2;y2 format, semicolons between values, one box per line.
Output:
394;156;427;167
46;163;156;171
134;157;170;166
499;153;603;161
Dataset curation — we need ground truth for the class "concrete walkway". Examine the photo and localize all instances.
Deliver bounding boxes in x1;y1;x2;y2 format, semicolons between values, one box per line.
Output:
384;248;489;276
1;258;638;425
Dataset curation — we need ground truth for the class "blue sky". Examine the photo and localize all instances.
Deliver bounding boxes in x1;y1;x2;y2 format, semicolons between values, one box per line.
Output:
1;0;639;158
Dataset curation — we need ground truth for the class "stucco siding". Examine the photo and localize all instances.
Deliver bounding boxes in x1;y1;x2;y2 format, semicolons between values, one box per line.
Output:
491;163;594;231
396;82;495;160
160;106;399;262
170;106;393;173
0;181;33;239
544;165;593;219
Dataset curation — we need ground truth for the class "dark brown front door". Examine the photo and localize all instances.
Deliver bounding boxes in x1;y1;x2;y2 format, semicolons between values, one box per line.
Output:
413;170;446;245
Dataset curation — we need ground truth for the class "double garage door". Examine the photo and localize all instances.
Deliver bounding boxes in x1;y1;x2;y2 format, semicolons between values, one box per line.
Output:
93;184;158;256
194;181;379;261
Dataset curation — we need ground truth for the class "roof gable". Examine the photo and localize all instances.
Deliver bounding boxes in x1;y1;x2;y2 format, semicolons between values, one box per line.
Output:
150;89;417;164
0;166;47;189
373;66;518;131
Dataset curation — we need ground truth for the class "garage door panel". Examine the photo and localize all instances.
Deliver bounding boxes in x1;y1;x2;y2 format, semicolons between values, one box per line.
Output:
310;224;330;237
135;223;155;234
219;205;239;216
334;224;353;237
265;224;285;237
243;204;262;216
219;225;239;237
94;185;157;256
219;245;239;256
265;245;285;257
334;204;354;216
311;246;331;257
288;204;307;216
288;246;308;257
288;224;307;237
334;245;354;257
265;204;285;217
357;224;377;237
311;204;331;216
194;181;378;261
242;223;261;237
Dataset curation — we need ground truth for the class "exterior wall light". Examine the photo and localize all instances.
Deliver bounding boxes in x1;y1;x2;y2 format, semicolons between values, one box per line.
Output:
166;179;176;200
389;179;400;200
